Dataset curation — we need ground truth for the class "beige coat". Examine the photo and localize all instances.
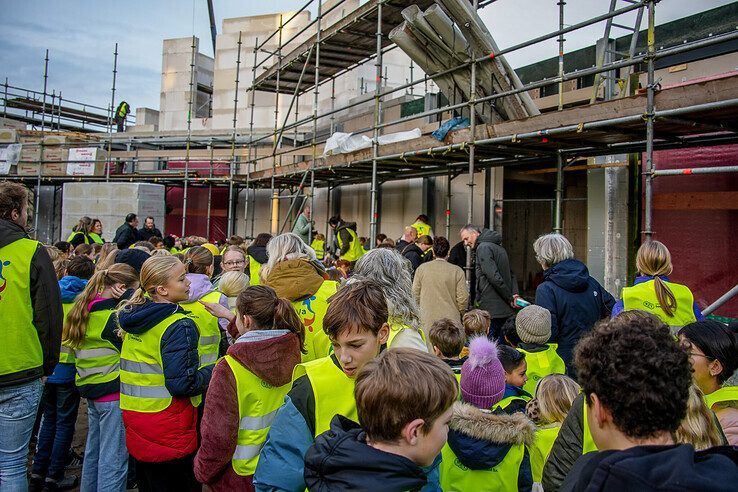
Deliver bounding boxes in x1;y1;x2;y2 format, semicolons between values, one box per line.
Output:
412;258;468;332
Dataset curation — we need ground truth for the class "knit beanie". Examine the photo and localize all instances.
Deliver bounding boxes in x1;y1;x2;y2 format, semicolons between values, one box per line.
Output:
115;248;151;274
515;305;552;344
460;336;506;409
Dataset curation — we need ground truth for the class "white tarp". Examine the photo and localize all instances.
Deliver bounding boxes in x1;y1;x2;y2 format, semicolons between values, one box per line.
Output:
323;128;422;156
0;144;21;175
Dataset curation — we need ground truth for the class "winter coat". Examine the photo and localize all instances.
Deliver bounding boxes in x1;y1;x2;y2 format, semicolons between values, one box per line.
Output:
47;275;89;384
113;222;138;249
265;258;325;302
560;444;738;492
138;226;162;241
448;240;475;302
246;245;268;265
534;259;615;375
304;415;442;492
185;273;231;336
715;402;738;446
401;243;426;273
542;394;586;491
474;229;517;320
118;300;213;462
0;219;63;387
412;258;468;330
442;401;535;491
291;213;313;245
335;221;358;257
395;239;412;253
194;329;302;491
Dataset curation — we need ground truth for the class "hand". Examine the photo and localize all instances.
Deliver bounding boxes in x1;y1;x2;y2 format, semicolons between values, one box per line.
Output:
110;284;127;299
199;300;236;323
510;294;521;308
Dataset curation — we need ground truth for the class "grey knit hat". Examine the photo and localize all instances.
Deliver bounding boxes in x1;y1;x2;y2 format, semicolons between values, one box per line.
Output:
515;305;552;344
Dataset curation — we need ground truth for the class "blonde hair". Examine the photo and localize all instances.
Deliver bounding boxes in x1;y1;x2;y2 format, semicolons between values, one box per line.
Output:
218;271;249;299
184;246;214;276
64;264;138;348
636;240;677;317
462;309;491;338
675;385;725;450
150;249;172;257
45;245;61;262
117;256;182;316
96;244;119;271
535;374;581;424
261;233;317;280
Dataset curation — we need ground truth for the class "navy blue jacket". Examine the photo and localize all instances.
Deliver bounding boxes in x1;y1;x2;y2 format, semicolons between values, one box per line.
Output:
117;300;211;398
534;259;615;375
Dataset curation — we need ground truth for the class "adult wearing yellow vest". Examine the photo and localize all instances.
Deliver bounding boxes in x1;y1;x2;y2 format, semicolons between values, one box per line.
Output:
114;100;130;132
117;256;212;490
182;247;229;369
194;285;305;490
310;233;325;261
67;216;94;247
614;240;702;330
328;215;365;266
254;280;390;491
262;233;338;362
679;320;738;445
246;233;271;285
0;182;63;491
89;218;105;244
63;263;138;491
410;213;433;238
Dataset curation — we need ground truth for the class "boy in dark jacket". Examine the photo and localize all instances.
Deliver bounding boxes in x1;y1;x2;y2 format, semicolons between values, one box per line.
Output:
560;311;738;491
429;318;467;378
304;349;457;491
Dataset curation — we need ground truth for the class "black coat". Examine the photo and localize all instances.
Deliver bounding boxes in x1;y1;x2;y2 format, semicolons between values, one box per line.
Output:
401;243;426;273
474;229;516;319
113;223;138;249
138;226;162;241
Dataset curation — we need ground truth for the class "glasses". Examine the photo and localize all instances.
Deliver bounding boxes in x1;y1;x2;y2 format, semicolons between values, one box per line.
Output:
686;352;715;361
223;260;245;266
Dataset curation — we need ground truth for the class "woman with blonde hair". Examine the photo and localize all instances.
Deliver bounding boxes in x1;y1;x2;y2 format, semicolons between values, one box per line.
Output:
117;255;212;490
675;385;726;450
613;240;702;328
96;243;119;270
68;216;93;247
64;264;139;491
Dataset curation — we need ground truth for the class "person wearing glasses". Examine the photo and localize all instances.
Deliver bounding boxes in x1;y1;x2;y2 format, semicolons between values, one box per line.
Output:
221;246;247;274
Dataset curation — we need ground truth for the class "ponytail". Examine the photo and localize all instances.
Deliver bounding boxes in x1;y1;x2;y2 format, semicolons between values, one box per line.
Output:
653;276;677;317
636;240;678;317
236;285;306;354
116;287;148;319
274;297;306;354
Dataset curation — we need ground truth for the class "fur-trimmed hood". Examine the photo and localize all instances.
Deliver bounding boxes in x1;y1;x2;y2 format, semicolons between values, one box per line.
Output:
448;401;536;471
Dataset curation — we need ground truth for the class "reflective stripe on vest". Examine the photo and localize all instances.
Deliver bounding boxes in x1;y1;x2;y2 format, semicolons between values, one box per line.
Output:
120;312;190;413
292;280;338;363
73;310;120;388
530;424;561;483
336;228;365;262
181;290;222;369
492;394;531;412
518;344;566;395
411;221;431;238
293;356;356;436
0;238;43;377
387;321;427;349
248;255;262;286
225;355;290;476
59;302;77;364
582;398;598;454
704;386;738;410
622;279;697;328
310;240;325;260
440;441;523;492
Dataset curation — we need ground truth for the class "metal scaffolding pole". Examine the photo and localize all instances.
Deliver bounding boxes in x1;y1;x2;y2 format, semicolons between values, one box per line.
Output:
309;1;322;245
643;0;656;240
34;49;49;237
247;37;258;238
558;0;565;111
369;0;383;247
206;140;213;237
182;35;196;238
465;0;479;288
554;151;564;232
445;170;452;239
270;15;283;235
228;31;243;238
106;43;118;182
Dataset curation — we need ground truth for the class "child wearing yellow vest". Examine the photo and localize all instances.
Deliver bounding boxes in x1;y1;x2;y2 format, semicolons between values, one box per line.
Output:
429;318;467;381
253;280;390;491
440;336;535;491
496;345;533;414
304;349;456;490
514;305;566;395
194;285;305;491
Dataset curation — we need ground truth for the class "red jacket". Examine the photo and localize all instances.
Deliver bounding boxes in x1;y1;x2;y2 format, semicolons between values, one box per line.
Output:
194;330;301;491
123;397;199;462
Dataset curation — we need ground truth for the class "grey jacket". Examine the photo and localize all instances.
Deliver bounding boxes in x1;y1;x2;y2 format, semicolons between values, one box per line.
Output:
474;229;517;319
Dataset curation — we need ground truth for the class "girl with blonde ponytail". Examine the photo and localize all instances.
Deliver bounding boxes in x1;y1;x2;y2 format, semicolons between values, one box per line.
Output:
64;263;138;492
613;240;703;329
116;255;213;490
194;285;305;489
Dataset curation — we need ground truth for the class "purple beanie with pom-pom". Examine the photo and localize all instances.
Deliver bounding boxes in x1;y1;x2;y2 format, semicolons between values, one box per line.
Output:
460;336;506;409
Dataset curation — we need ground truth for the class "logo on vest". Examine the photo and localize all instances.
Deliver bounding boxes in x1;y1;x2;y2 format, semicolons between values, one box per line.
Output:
260;380;274;389
454;458;469;471
0;259;11;300
300;295;318;332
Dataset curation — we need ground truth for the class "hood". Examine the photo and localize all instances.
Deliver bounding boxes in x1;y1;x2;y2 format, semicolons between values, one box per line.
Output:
336;221;357;232
304;415;430;492
117;300;182;334
185;273;214;302
476;229;502;248
401;243;423;256
59;276;88;303
544;258;591;292
448;402;535;470
265;258;325;302
0;219;28;249
246;245;268;264
228;330;301;387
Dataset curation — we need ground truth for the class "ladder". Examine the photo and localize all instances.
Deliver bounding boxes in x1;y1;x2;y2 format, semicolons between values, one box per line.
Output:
590;0;646;103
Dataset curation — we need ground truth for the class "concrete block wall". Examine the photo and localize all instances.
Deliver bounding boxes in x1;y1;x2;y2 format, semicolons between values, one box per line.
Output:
61;183;165;242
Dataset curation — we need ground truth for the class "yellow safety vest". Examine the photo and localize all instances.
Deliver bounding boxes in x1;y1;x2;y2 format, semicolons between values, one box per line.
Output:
0;238;43;377
492;394;531;413
440;440;524;492
59;302;76;364
622;279;697;328
292;280;338;363
224;355;290;476
248;255;262;286
292;356;357;436
518;344;566;395
74;310;120;389
89;232;104;244
66;231;90;245
582;398;598;454
387;321;427;349
530;424;561;483
704;386;738;410
120;312;197;413
181;290;222;369
411;221;431;238
310;239;325;260
336;228;365;262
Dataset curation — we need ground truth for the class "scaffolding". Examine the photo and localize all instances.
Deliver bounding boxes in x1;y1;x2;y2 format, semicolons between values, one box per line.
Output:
2;0;738;245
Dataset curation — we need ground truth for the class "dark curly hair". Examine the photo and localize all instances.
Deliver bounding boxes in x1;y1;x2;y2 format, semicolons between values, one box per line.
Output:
575;310;691;439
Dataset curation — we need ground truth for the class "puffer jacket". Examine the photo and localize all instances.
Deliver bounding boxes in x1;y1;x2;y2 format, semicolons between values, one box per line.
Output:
118;300;213;462
474;229;517;319
401;243;426;273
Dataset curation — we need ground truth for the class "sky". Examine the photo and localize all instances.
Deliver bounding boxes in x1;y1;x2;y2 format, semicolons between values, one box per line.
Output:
0;0;733;114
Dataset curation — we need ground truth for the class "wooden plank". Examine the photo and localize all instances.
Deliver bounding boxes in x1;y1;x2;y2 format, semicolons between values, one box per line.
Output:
653;191;738;210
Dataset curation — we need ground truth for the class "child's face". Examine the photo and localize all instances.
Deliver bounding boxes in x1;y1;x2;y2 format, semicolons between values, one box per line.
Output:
413;406;454;467
506;360;528;388
155;262;191;303
332;324;389;378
